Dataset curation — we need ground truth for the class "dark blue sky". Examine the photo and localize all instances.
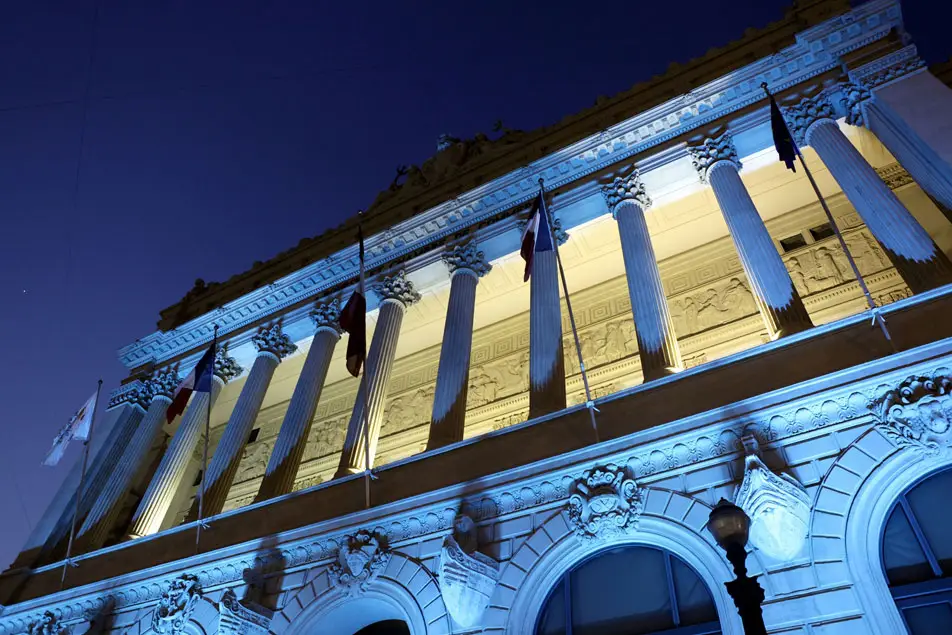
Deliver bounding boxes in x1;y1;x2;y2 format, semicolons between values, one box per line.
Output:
1;1;949;568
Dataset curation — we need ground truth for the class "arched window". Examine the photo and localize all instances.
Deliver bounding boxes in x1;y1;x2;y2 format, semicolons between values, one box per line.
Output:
881;466;952;634
354;621;410;635
535;545;722;635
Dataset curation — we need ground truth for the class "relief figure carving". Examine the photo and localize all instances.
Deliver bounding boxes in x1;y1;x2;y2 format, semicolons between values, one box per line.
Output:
671;277;756;336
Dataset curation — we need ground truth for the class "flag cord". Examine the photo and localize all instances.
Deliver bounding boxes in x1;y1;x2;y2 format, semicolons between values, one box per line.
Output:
195;325;218;553
539;179;600;442
761;83;896;353
60;378;102;589
358;212;374;510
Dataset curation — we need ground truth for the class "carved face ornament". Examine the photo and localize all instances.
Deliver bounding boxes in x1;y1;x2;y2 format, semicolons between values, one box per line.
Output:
568;465;645;540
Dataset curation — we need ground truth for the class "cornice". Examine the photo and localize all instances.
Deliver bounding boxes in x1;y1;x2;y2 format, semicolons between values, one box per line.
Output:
118;0;902;370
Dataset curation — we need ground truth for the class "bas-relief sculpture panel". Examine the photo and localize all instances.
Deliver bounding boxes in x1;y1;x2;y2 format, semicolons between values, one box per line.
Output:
783;227;892;298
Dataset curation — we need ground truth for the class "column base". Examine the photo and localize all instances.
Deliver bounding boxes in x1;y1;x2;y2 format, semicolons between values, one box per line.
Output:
642;365;683;383
334;466;364;480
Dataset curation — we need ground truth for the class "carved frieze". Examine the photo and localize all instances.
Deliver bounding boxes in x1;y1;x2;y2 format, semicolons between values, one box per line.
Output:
872;368;952;455
151;574;202;635
214;344;244;383
381;386;435;436
734;436;811;561
372;270;421;307
443;241;492;278
688;131;741;182
219;589;272;635
568;464;645;540
602;166;652;214
438;515;499;628
669;277;757;337
251;324;298;360
329;530;391;595
783;229;890;297
851;45;926;89
783;94;837;146
26;612;63;635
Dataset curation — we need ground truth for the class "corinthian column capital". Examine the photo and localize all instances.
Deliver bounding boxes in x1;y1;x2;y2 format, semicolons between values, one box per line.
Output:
252;324;297;360
688;131;741;182
783;94;837;146
442;241;492;278
145;369;181;401
602;167;652;217
372;270;421;307
310;298;343;335
839;81;872;128
214;343;244;382
108;382;150;411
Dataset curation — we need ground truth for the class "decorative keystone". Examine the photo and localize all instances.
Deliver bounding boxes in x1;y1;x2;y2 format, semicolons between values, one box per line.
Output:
329;530;391;595
688;131;741;182
439;515;499;627
602;167;652;215
735;435;811;560
214;343;243;382
783;94;837;146
872;368;952;456
310;298;342;332
252;324;298;360
443;241;492;278
568;464;646;540
152;574;202;634
372;270;421;307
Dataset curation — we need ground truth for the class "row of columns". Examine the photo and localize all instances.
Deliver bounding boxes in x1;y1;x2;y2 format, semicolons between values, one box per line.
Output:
64;75;952;554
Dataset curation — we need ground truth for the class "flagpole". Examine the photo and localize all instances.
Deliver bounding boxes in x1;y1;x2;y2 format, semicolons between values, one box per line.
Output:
538;178;600;442
761;83;895;351
60;378;103;589
195;324;218;553
357;213;373;510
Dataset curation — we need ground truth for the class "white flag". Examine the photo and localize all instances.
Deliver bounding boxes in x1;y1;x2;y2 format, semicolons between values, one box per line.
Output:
43;391;97;467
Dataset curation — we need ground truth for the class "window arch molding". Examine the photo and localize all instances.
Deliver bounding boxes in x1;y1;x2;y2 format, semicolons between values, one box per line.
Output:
829;427;952;634
502;492;743;635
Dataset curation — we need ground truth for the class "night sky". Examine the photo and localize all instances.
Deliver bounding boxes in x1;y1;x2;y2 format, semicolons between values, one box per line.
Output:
2;0;950;569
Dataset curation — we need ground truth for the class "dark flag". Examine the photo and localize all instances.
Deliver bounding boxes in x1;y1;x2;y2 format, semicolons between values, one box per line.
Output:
166;340;216;423
519;191;555;282
340;226;367;377
768;91;797;172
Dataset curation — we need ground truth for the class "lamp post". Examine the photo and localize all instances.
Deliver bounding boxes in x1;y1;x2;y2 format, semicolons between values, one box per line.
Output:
707;498;768;635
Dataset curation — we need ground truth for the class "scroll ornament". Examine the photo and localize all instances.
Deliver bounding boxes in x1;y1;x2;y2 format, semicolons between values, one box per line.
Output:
568;464;645;540
873;369;952;455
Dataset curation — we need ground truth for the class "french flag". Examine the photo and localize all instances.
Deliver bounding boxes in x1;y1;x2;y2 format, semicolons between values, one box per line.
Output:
520;191;554;282
166;341;216;423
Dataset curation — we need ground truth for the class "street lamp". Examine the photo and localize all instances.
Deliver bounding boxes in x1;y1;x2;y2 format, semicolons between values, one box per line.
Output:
706;498;768;635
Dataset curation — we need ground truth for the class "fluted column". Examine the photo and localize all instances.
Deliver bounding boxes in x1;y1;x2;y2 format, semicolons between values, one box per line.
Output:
183;326;294;517
41;387;150;558
787;94;952;294
336;270;420;477
689;132;813;339
74;370;180;552
603;168;683;381
127;348;242;538
528;216;569;419
427;242;492;450
842;81;952;222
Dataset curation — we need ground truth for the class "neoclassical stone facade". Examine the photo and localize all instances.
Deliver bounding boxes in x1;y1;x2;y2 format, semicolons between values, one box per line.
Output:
6;1;952;633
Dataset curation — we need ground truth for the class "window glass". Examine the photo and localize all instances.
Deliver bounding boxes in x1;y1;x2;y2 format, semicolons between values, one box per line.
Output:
883;505;932;586
809;223;835;241
780;234;807;252
906;469;952;574
672;556;718;625
537;579;566;635
902;603;952;635
571;547;672;635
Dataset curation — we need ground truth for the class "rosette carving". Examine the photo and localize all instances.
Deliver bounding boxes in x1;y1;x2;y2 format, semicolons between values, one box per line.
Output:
872;369;952;455
252;324;298;359
568;464;645;540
